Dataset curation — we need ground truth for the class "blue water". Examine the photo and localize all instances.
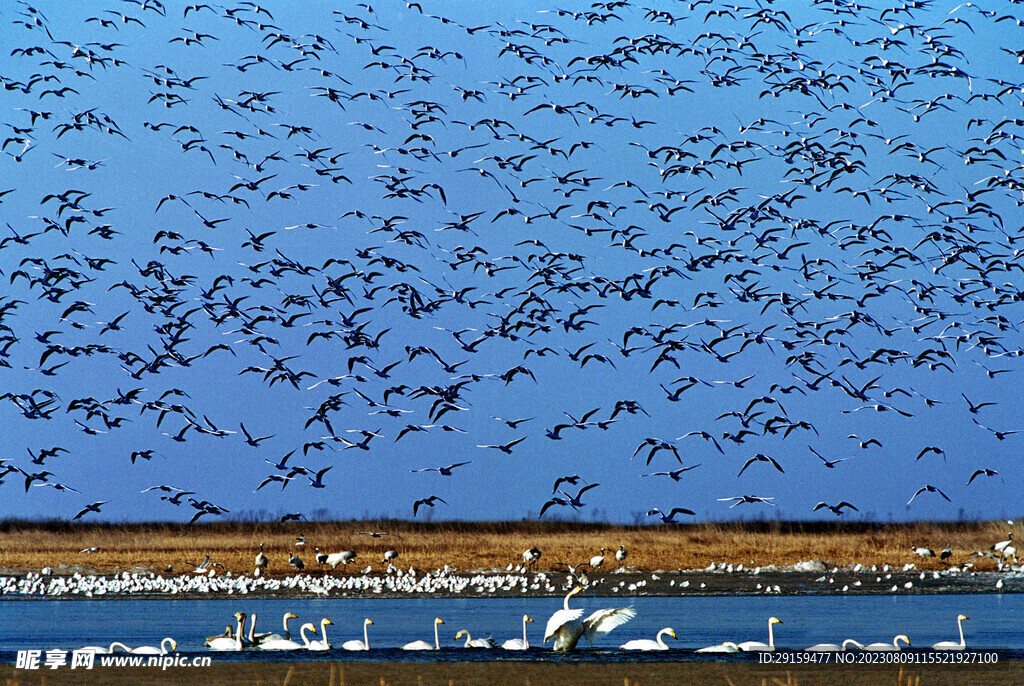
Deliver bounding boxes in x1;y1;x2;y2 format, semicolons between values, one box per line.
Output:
1;595;1022;662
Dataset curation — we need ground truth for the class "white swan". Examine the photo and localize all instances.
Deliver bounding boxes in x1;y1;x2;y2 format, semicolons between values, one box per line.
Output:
79;642;132;654
403;617;444;651
246;614;284;647
131;638;177;655
695;641;741;653
501;615;534;650
455;629;496;648
207;613;246;651
543;586;636;652
864;635;911;651
342;618;373;651
738;617;782;651
203;626;231;646
933;615;968;650
620;627;676;651
306;618;334;651
805;639;862;652
259;623;317;651
252;612;297;646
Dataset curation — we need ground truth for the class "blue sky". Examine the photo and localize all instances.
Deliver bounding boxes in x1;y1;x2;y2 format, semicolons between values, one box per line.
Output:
1;0;1022;524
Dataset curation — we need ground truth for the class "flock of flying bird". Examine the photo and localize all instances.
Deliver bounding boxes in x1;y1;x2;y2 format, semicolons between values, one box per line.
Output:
2;0;1024;523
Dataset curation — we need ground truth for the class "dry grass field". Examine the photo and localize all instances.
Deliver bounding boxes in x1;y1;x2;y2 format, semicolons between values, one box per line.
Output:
0;519;1017;576
3;660;1024;686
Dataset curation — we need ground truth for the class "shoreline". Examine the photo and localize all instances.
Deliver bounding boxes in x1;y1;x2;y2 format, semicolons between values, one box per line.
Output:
2;563;1021;600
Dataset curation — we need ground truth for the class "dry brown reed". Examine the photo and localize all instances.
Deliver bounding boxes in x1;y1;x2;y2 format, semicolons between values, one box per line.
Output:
0;518;1015;576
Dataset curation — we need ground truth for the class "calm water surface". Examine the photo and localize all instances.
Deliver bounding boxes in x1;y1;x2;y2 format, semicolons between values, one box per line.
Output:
1;594;1022;662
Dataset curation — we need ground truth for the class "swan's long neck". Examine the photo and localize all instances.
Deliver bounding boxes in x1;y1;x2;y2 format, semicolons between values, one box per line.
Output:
522;617;529;645
434;621;440;650
564;588;579;611
299;623;314;647
657;628;670;648
364;620;370;648
320;620;330;649
161;638;174;654
463;631;473;647
248;613;257;643
235;616;245;650
108;642;131;653
958;617;965;647
283;614;293;641
842;639;863;650
768;620;775;649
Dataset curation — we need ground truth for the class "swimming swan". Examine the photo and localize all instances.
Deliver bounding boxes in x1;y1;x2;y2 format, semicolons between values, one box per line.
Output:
259;623;316;651
738;617;782;651
455;629;496;648
131;638;177;655
79;642;132;654
402;617;444;650
342;618;373;651
805;639;863;652
862;634;911;651
543;586;636;652
501;615;534;650
620;627;676;651
695;641;741;653
932;615;968;650
252;612;297;646
207;613;246;651
306;618;333;651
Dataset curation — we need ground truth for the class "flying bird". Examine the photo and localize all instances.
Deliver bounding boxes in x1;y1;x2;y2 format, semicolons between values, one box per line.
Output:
907;485;952;505
410;461;471;476
413;495;448;516
718;495;776;508
641;465;701;481
646;507;695;523
476;436;527;453
73;501;109;520
814;501;858;516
